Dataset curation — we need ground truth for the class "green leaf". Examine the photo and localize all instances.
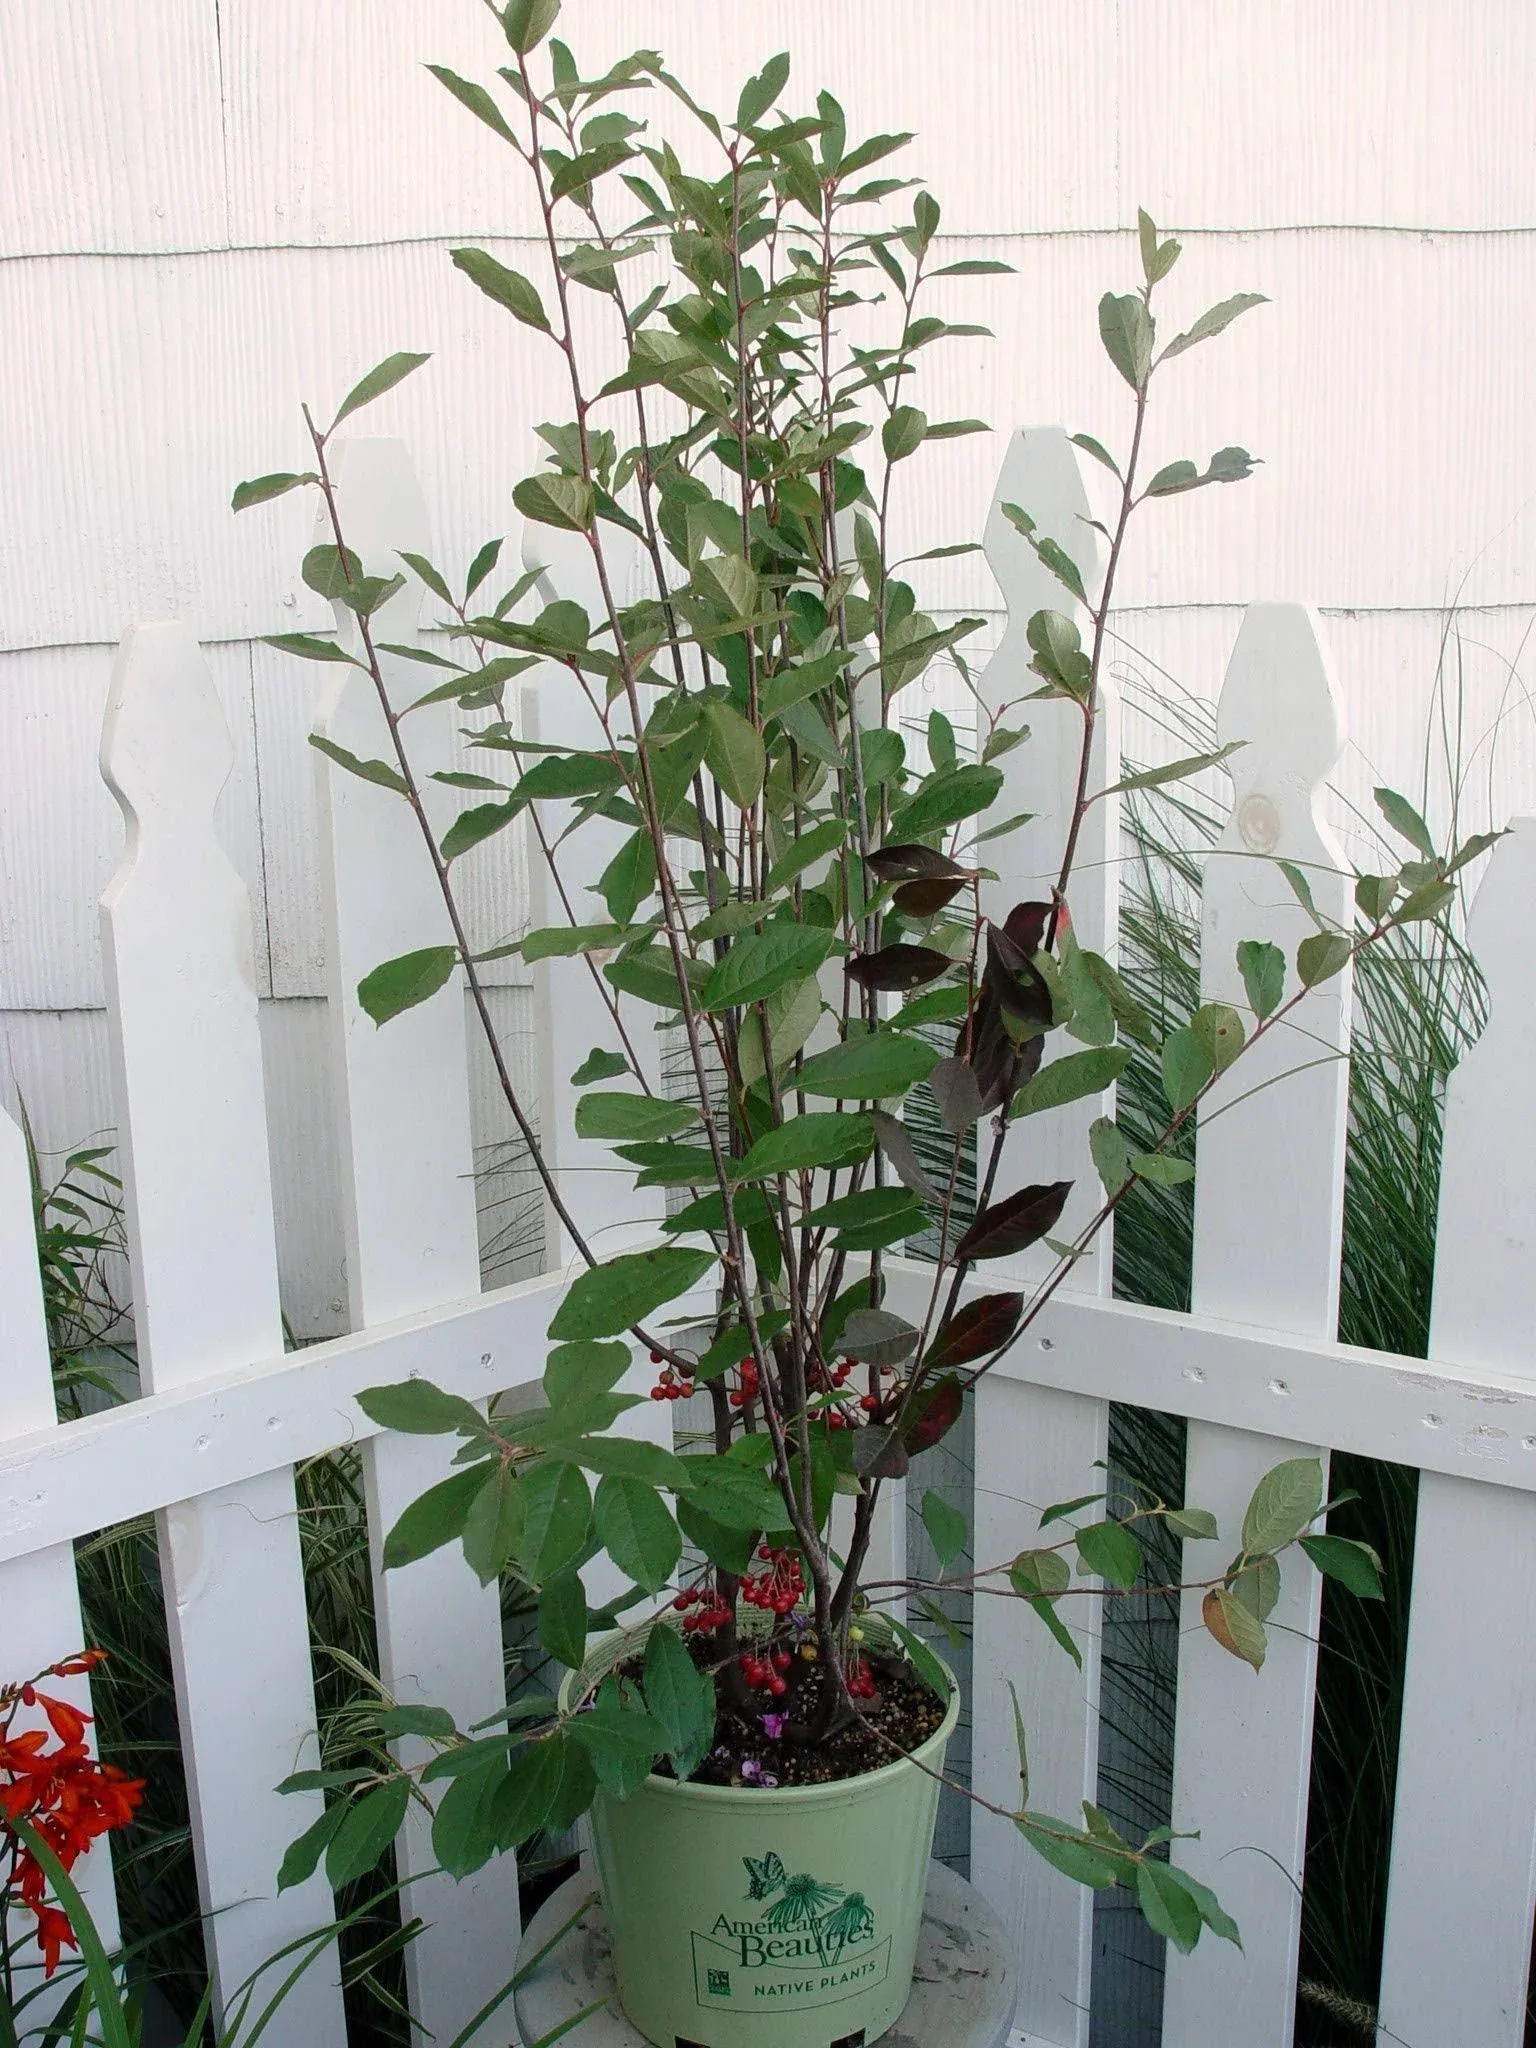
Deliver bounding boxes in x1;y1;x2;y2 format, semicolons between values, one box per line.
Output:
549;1247;714;1341
1241;1457;1324;1554
1076;1518;1142;1591
1299;1532;1384;1599
703;699;766;806
1158;292;1267;363
676;1495;756;1574
1231;1552;1281;1623
356;1379;485;1436
795;1032;938;1100
1070;432;1122;478
461;1466;527;1586
309;732;407;793
574;1091;698;1142
887;764;1004;841
594;1475;681;1591
882;405;928;463
1098;292;1154;389
1392;880;1455;925
1191;1001;1245;1075
1202;1585;1267;1670
599;830;657;926
513;472;594;532
701;924;834;1011
270;633;360;665
330;351;431;433
1129;1150;1195;1187
442;798;518;863
539;1569;588;1668
1089;1115;1131;1195
764;820;847;895
357;945;458;1025
736;1112;873;1180
571;1047;629;1085
382;1465;492;1570
544;1339;631;1407
1035;537;1087;606
1297;932;1352;987
1236;939;1286;1020
430;1757;505;1877
1016;1813;1125;1887
921;1490;968;1569
560;1436;693;1489
643;1624;715;1780
1013;1046;1130;1118
523;923;626;963
1167;1863;1242;1948
1101;744;1243;796
887;1616;951;1704
517;1460;592;1582
1161;1027;1214;1113
277;1801;348;1892
490;1737;566;1850
232;471;315;512
1025;608;1092;696
428;63;518;145
326;1777;410;1889
503;0;562;54
735;49;791;128
450;247;549;329
1008;1551;1081;1663
1165;1506;1220;1543
1137;1859;1203;1953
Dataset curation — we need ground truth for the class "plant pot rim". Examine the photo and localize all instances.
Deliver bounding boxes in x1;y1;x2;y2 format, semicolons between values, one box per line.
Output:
562;1617;961;1807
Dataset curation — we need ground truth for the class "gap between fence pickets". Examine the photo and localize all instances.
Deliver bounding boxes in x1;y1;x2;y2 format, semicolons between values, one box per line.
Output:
7;1255;1536;1569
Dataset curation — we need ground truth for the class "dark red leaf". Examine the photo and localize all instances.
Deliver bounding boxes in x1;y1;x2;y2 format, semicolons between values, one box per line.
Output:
1003;900;1052;957
893;875;969;917
985;922;1053;1027
866;844;971;883
953;1180;1072;1262
902;1375;965;1454
930;1055;984;1133
851;1424;910;1480
871;1111;938;1197
923;1292;1025;1371
847;945;953;992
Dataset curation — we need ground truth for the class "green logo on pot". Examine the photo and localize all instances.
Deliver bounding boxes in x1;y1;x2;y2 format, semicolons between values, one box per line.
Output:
691;1849;889;2012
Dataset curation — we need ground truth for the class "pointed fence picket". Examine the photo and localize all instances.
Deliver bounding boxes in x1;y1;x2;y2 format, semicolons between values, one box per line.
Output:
1377;816;1536;2048
968;427;1115;2048
1161;604;1352;2047
311;439;518;2046
98;623;347;2041
8;423;1536;2048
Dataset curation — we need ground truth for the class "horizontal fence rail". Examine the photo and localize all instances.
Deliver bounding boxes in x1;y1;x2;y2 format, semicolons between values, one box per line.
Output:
1;425;1534;2048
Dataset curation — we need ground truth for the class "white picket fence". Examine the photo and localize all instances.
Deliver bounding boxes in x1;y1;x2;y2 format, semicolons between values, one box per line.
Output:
3;428;1534;2048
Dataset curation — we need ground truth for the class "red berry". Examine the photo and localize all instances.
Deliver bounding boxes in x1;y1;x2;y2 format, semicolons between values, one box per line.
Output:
650;1350;663;1364
650;1386;666;1400
769;1676;787;1697
860;1394;878;1413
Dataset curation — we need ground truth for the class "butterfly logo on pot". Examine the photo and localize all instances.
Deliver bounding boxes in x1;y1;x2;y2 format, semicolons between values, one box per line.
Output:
742;1851;786;1900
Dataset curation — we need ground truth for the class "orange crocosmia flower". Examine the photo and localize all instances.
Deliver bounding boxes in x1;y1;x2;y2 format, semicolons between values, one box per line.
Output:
34;1694;90;1747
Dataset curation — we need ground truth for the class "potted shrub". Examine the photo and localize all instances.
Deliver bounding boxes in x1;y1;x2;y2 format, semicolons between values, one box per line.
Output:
241;6;1491;2040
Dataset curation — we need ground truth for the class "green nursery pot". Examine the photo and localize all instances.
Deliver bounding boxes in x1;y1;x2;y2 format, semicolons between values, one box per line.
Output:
563;1628;959;2048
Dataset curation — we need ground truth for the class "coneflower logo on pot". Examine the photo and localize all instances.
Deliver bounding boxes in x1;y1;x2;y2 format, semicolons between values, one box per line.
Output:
689;1850;890;2013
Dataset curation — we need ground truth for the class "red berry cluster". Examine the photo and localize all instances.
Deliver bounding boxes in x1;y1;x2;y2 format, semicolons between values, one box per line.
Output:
648;1349;696;1401
742;1545;804;1615
846;1651;878;1702
672;1586;731;1633
728;1358;761;1410
739;1646;792;1696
